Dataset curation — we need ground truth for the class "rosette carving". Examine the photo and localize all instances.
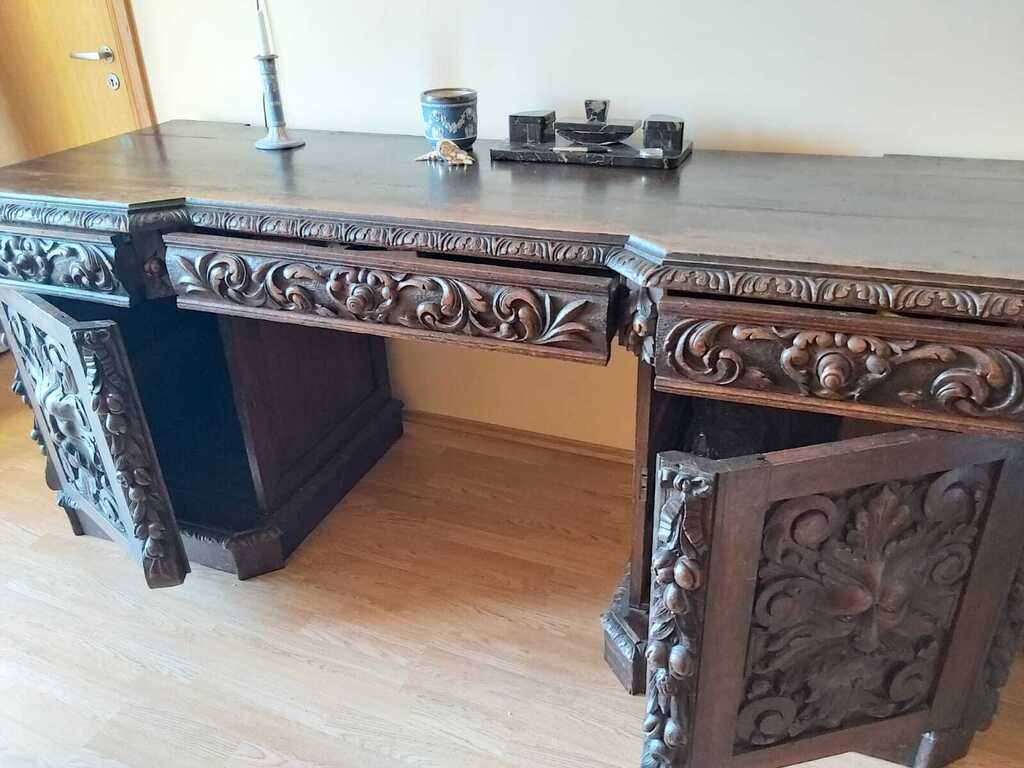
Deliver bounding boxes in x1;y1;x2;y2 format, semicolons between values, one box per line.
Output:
642;466;714;768
736;466;993;750
175;251;596;350
660;318;1024;424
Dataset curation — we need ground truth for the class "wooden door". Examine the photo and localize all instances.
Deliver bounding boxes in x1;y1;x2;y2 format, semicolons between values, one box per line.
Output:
0;0;152;167
642;430;1024;768
0;289;188;588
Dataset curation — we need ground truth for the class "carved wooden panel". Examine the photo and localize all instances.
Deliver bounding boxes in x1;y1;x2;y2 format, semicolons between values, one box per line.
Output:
736;466;992;750
164;234;615;364
655;297;1024;435
0;289;188;588
644;431;1024;768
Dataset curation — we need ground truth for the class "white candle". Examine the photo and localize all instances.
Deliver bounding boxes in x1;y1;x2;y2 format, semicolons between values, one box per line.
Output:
256;0;275;57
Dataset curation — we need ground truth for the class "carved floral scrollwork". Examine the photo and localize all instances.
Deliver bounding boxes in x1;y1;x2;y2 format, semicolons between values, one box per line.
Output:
736;466;993;750
661;318;1024;422
175;251;595;349
642;467;714;768
0;233;121;294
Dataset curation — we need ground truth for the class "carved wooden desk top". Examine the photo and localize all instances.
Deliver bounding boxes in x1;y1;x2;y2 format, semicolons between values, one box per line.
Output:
1;120;1023;323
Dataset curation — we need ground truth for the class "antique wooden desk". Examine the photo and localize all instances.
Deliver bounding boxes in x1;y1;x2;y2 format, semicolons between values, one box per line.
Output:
2;121;1023;768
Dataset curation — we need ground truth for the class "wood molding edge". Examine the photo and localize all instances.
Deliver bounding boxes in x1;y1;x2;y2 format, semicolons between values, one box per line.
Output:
403;410;634;465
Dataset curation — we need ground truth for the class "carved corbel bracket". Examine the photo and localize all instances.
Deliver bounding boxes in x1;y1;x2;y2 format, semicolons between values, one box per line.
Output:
642;465;715;768
618;283;661;366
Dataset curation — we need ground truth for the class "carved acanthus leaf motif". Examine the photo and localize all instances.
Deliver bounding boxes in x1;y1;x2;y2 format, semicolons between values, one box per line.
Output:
0;233;121;294
0;200;126;232
187;206;613;266
618;285;657;365
662;319;1024;421
176;251;596;349
643;467;714;768
606;250;1024;324
0;199;190;234
736;466;993;750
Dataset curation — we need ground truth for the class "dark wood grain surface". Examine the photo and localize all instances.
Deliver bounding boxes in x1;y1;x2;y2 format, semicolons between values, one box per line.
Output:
1;121;1022;284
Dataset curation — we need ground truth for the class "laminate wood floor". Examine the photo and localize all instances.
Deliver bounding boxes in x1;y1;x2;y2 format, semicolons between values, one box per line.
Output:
0;352;1021;768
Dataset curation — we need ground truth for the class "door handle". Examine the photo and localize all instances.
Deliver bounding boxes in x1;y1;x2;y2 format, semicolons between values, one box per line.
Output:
69;45;114;62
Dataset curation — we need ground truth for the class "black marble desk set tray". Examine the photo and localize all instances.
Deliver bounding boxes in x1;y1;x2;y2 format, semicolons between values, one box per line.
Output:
489;99;692;170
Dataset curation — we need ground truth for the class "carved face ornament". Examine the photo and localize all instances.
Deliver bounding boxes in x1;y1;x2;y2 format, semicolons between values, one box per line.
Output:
738;466;990;748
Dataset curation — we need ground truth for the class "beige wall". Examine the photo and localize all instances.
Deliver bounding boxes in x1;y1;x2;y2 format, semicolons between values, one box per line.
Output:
131;0;1024;448
388;342;638;448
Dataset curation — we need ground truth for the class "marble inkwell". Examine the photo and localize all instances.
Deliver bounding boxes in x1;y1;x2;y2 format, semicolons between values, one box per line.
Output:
490;99;691;169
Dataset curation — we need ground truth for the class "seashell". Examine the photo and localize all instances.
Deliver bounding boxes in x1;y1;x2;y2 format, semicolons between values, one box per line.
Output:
415;139;475;166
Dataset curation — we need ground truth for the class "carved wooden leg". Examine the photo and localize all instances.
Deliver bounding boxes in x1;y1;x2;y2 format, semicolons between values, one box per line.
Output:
601;351;840;694
58;494;84;537
602;358;691;694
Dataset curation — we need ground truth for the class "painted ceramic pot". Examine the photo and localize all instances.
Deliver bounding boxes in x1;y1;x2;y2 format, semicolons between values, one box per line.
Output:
420;88;477;150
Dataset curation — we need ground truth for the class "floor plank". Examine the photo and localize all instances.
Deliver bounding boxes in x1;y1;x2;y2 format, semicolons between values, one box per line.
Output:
0;352;1021;768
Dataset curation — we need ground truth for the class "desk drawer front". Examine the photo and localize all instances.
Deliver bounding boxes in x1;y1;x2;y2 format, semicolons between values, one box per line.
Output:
0;224;149;306
655;297;1024;434
165;234;615;364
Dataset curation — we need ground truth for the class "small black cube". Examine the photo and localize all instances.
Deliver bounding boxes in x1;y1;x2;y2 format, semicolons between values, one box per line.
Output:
509;110;556;145
643;115;685;152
